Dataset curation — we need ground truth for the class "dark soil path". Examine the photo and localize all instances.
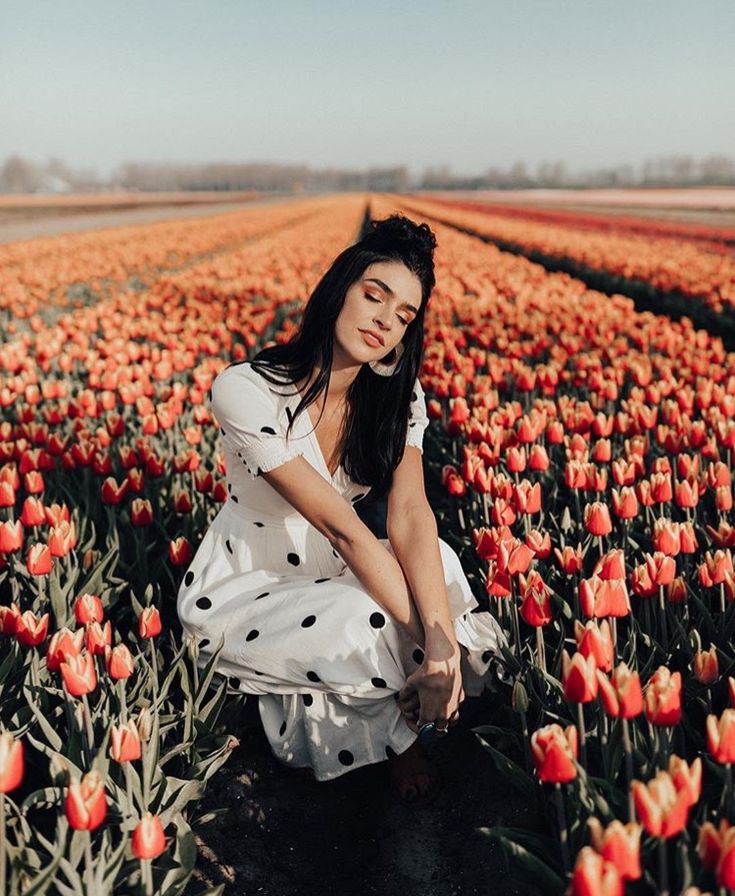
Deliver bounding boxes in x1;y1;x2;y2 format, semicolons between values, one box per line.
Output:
186;691;528;896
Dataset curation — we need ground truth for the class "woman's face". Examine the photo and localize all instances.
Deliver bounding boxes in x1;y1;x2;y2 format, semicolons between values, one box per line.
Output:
333;260;423;366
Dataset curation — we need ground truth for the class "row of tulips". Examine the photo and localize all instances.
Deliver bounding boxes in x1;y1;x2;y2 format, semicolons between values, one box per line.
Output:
0;197;367;893
400;194;735;317
0;194;318;321
427;196;735;252
371;197;735;893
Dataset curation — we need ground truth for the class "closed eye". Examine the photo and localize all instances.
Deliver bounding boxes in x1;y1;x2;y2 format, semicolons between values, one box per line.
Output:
364;292;410;326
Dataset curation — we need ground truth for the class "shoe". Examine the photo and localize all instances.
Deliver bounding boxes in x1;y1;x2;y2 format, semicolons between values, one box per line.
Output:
387;745;442;809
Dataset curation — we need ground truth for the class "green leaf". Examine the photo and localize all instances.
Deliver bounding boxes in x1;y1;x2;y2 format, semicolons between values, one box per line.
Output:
474;732;538;802
477;825;565;894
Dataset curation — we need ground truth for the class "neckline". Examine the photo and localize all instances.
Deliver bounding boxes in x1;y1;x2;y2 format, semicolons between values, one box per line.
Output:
291;385;345;483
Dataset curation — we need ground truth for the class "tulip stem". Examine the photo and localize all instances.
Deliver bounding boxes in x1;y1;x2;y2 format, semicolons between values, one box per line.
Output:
658;586;669;657
81;695;95;765
535;626;546;672
149;639;159;700
118;679;128;724
84;831;93;896
142;857;153;896
658;837;669;896
577;703;587;768
621;718;635;822
554;783;570;875
0;794;6;896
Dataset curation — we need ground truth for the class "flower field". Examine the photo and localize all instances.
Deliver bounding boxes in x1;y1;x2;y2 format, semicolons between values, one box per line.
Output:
2;190;735;894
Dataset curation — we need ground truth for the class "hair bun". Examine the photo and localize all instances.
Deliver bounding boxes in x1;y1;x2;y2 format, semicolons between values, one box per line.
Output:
364;214;437;262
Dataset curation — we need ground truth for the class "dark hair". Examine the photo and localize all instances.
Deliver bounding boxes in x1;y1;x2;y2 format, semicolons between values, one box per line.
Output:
239;213;437;502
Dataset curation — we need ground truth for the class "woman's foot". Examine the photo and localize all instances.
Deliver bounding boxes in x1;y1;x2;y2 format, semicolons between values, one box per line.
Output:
387;738;441;808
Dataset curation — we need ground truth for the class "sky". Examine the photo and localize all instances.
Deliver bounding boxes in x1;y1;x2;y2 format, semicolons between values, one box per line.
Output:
2;0;733;179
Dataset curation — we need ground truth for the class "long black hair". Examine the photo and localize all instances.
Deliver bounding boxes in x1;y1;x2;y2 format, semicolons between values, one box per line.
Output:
241;213;437;502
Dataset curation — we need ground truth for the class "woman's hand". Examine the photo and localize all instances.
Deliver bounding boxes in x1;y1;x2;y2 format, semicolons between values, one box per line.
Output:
397;637;465;733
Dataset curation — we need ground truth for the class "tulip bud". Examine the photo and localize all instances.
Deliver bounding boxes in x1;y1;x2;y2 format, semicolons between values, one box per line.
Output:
131;812;167;860
64;770;107;831
0;731;24;793
136;708;153;743
693;646;719;685
511;680;529;714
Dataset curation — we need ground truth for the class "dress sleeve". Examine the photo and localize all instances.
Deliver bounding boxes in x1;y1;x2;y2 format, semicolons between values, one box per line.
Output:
405;377;430;453
210;364;306;479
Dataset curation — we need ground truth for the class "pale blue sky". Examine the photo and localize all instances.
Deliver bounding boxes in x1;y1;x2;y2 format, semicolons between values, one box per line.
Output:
2;0;733;177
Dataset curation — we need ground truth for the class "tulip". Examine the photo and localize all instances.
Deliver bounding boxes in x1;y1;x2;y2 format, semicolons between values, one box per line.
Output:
110;720;141;763
575;619;613;673
597;662;644;719
693;646;719;685
668;755;702;807
518;572;552;627
64;770;107;831
632;770;690;838
611;487;638;520
554;543;583;576
0;520;23;553
644;667;682;726
84;620;112;656
587;817;642;881
593;549;626;581
46;627;84;672
104;644;134;680
579;575;631;618
530;723;578;783
697;820;735;890
707;709;735;764
60;651;97;697
562;650;598;703
0;731;24;793
138;607;162;639
131;812;167;859
15;610;49;647
0;603;21;637
168;536;193;566
652;518;680;556
73;593;103;625
569;847;623;896
25;543;53;576
130;498;154;526
584;502;612;537
644;551;676;586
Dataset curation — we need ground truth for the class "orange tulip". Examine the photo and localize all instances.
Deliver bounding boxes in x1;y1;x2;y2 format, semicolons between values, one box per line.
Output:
530;723;578;783
0;731;24;793
693;646;719;685
697;820;735;889
644;667;682;726
110;720;142;763
632;770;690;838
569;847;623;896
138;607;162;639
587;817;642;881
25;543;53;575
0;603;20;636
65;770;107;831
668;755;702;807
574;619;613;673
131;812;167;860
562;650;598;703
60;651;97;697
0;519;23;553
584;502;612;536
84;620;112;656
554;543;583;575
518;571;552;627
105;644;134;680
15;610;49;647
707;709;735;764
46;627;84;672
597;662;644;719
73;593;103;625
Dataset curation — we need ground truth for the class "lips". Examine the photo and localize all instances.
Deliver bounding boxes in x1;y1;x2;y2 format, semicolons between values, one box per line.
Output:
359;328;385;347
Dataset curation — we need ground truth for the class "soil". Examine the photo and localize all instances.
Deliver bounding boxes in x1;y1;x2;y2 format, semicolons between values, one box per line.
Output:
185;690;530;896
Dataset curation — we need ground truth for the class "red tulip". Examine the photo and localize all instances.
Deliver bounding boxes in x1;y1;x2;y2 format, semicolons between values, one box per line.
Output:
0;520;24;553
584;502;612;536
15;610;49;647
697;820;735;889
84;620;112;656
530;723;578;783
46;627;84;672
596;662;644;719
693;646;719;684
104;644;134;680
518;571;552;627
110;720;142;763
644;667;682;726
138;607;162;639
168;536;193;566
562;650;598;703
632;770;690;838
569;847;623;896
554;543;583;575
707;709;735;764
65;770;107;831
668;755;702;807
25;543;53;575
611;487;638;520
131;812;167;859
60;651;97;697
130;498;154;526
0;603;21;636
644;551;676;586
587;817;642;881
575;620;613;673
0;731;24;793
74;593;103;625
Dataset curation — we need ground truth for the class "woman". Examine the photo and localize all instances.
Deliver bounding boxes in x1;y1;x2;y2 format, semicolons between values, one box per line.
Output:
177;214;507;807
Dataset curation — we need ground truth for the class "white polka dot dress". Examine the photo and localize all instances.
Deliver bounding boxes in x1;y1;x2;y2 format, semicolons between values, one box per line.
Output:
177;361;508;781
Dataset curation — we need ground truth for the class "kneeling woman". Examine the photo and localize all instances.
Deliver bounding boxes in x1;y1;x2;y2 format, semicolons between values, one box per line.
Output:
177;213;507;807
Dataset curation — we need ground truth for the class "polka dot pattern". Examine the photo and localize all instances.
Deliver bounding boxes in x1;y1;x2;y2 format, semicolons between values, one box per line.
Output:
369;612;386;629
306;670;320;683
246;629;260;641
184;571;194;587
338;750;354;766
287;552;301;566
301;615;316;628
196;597;212;610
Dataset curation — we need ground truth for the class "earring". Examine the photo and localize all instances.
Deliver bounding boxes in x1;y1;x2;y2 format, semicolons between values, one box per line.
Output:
368;341;405;377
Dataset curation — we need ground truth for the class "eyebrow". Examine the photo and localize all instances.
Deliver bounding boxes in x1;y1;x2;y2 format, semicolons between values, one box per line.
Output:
364;278;420;315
